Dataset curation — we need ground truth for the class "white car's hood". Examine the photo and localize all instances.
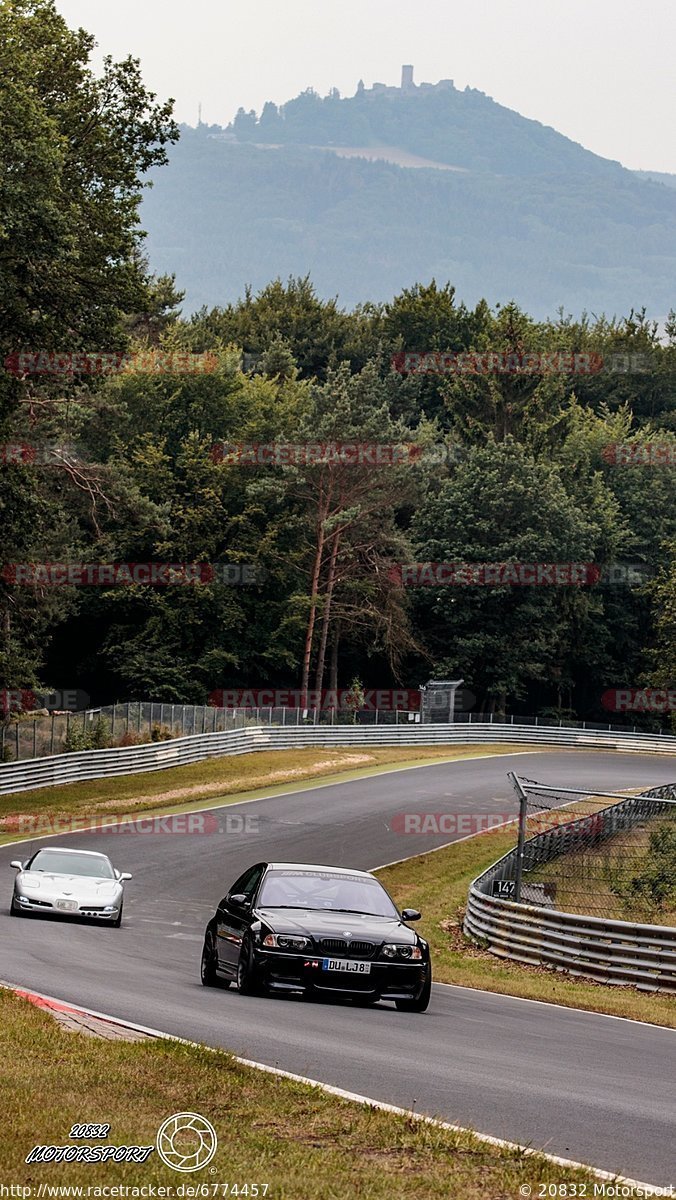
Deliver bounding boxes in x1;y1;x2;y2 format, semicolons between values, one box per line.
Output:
18;872;121;901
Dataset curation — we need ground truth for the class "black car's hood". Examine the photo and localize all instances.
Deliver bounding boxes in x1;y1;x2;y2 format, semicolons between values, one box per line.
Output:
256;907;417;943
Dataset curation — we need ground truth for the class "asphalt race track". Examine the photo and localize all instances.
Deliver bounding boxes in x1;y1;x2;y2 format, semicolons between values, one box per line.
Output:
1;750;675;1184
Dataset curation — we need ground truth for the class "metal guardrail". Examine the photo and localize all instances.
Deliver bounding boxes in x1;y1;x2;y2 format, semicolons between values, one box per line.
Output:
464;784;676;993
0;721;675;796
0;702;425;763
4;700;673;764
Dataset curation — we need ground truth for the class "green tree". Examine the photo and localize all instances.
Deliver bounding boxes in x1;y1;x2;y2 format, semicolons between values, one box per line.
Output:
0;0;177;692
0;0;178;367
408;438;615;715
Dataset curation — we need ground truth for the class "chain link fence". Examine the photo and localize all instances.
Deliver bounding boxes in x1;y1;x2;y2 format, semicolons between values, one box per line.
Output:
508;775;676;923
2;700;674;765
0;701;423;762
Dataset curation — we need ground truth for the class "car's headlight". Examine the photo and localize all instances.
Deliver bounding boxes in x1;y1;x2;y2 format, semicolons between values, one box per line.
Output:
382;943;423;960
262;933;311;950
21;878;40;890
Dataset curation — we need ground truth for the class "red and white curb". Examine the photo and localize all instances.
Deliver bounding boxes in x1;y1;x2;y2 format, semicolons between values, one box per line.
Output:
1;981;667;1194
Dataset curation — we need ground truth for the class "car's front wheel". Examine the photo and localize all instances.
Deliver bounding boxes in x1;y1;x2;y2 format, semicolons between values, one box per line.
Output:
112;903;123;928
237;937;265;996
10;894;22;917
395;969;432;1013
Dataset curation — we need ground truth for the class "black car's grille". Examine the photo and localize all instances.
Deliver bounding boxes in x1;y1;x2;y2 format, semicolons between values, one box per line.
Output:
319;938;346;953
318;938;376;958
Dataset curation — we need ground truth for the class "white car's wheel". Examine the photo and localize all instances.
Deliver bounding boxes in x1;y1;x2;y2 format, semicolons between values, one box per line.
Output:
10;894;22;917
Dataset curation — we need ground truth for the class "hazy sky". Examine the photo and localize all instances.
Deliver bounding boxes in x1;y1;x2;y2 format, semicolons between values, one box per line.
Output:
56;0;676;172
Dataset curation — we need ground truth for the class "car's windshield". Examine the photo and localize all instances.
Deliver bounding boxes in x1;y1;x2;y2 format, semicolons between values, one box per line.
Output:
258;870;398;917
26;850;115;879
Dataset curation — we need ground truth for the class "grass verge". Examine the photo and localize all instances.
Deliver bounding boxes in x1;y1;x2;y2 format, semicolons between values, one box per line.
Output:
376;829;676;1028
0;988;607;1197
0;743;525;845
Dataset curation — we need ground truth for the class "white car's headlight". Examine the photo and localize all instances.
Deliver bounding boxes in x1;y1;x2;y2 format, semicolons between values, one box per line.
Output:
262;933;311;950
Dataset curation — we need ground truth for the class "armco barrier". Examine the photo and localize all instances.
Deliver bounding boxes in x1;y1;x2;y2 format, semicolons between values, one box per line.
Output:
0;721;675;796
463;783;676;992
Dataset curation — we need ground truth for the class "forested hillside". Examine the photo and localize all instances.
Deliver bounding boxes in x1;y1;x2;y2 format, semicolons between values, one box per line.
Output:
140;91;676;316
2;2;676;731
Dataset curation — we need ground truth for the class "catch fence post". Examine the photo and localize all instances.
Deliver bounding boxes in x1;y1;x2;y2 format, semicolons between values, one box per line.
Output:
508;771;529;904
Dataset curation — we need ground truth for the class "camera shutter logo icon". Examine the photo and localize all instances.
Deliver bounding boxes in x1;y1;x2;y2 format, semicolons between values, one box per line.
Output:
156;1111;217;1172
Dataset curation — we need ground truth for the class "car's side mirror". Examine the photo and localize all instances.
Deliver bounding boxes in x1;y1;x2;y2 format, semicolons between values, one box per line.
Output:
10;860;23;870
402;908;421;922
229;893;250;908
119;872;133;882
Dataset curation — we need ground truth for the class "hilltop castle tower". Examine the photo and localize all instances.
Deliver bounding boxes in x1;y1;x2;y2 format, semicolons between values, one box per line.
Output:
401;64;414;91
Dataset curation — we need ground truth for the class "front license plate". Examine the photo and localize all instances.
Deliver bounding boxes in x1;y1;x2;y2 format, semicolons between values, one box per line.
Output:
322;958;371;974
55;899;78;911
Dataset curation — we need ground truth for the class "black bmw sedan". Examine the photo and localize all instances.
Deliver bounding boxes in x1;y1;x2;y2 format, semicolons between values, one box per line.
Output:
200;861;432;1011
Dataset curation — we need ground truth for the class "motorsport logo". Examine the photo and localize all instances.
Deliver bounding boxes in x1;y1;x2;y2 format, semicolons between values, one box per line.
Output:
24;1112;217;1172
25;1121;153;1165
156;1113;218;1172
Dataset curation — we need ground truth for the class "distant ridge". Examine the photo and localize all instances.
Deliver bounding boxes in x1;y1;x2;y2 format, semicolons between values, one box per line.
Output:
223;66;626;178
141;71;676;318
634;170;676;189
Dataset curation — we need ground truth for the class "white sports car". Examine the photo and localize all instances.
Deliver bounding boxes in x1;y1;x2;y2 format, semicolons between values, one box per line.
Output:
10;846;132;926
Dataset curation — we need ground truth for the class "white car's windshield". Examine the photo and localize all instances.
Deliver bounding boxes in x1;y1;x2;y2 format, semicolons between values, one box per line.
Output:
258;870;398;917
26;850;115;879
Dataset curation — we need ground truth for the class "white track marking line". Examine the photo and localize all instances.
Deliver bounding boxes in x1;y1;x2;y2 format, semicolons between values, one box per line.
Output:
430;979;676;1032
